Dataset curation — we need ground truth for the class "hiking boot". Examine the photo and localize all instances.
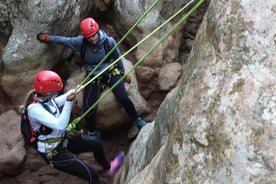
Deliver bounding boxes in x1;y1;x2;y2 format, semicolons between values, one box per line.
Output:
87;130;100;139
127;124;139;141
134;117;147;129
106;152;125;177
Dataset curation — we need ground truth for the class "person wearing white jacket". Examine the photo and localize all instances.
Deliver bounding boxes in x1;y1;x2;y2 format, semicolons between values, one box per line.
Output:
22;70;124;184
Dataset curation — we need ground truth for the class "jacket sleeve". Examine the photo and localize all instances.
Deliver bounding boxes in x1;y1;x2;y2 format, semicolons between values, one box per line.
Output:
54;89;75;108
49;35;83;52
28;101;74;131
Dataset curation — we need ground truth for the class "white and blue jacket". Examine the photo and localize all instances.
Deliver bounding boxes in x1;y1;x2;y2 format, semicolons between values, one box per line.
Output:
27;90;74;153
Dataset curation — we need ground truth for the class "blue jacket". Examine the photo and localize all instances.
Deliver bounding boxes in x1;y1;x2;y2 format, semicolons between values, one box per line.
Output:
49;30;124;76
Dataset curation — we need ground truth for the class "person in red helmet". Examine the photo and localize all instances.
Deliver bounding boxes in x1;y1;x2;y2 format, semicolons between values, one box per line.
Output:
21;70;124;184
37;17;148;140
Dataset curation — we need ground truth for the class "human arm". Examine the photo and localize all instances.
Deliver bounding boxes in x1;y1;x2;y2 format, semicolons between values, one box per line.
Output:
54;89;76;107
107;37;132;83
108;37;125;73
28;100;74;131
108;37;131;83
37;33;83;52
28;89;77;130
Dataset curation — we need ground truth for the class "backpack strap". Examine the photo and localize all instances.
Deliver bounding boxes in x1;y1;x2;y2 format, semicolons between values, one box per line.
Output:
80;37;88;61
103;36;117;62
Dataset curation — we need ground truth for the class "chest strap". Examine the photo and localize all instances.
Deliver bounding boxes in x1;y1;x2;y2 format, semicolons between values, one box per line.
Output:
39;137;63;144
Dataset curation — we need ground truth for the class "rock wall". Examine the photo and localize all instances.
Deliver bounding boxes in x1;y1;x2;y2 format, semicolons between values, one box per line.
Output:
116;0;276;183
0;0;209;183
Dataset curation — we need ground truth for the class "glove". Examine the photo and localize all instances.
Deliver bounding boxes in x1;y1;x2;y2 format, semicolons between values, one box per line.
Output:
36;32;50;43
125;75;131;84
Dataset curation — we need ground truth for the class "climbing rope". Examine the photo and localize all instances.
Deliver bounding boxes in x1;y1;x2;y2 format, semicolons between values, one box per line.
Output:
75;0;161;93
75;0;196;94
67;0;204;131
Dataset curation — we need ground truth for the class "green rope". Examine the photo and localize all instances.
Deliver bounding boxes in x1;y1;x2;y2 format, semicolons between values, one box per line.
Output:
75;0;161;93
67;0;205;131
75;0;196;94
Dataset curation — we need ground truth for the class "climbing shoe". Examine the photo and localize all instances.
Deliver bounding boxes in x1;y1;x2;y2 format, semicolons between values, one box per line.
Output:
87;130;100;139
134;117;147;129
106;152;125;177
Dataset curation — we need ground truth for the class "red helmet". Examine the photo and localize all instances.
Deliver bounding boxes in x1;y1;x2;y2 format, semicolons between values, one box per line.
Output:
33;70;63;94
80;18;99;38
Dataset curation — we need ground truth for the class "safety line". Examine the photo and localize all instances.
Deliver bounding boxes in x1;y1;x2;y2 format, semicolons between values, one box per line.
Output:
75;0;161;93
67;0;205;131
75;0;195;93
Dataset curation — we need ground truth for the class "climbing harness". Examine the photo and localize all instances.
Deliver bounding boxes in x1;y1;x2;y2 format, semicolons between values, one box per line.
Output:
47;149;58;167
44;131;77;167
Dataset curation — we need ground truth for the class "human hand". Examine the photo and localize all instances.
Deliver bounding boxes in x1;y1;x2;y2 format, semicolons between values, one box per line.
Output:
36;32;50;43
66;91;76;101
76;85;84;91
125;75;131;84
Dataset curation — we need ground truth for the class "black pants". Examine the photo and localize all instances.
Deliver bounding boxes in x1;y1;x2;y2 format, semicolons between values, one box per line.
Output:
83;73;139;132
39;135;110;184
